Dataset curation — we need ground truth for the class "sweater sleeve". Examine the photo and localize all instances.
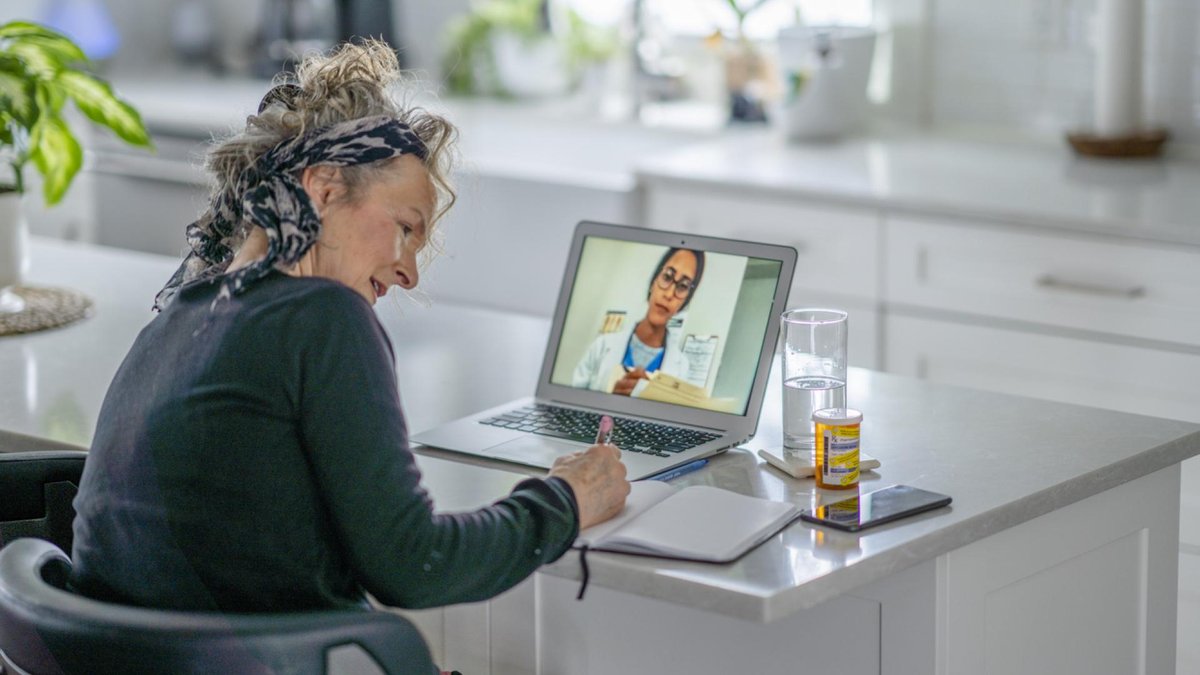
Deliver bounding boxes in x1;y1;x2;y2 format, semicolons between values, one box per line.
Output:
292;287;579;609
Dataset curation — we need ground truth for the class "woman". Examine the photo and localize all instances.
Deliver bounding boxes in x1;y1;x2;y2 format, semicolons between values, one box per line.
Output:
69;41;629;614
572;247;705;396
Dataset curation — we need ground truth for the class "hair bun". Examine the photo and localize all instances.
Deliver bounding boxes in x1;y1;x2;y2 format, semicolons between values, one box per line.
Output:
257;83;302;114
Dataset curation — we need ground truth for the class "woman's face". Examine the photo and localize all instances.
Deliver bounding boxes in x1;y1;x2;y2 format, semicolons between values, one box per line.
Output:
646;249;698;328
308;155;435;305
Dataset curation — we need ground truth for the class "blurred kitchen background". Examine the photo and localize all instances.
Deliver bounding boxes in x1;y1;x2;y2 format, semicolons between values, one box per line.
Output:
5;0;1200;670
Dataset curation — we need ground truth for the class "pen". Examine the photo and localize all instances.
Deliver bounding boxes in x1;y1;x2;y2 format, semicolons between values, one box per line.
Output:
644;458;709;482
595;415;614;445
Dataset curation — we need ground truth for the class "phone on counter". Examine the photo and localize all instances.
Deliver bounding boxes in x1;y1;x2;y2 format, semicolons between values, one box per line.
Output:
800;484;952;532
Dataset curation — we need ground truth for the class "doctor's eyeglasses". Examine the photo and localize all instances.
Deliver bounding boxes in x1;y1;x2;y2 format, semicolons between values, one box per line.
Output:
655;267;695;299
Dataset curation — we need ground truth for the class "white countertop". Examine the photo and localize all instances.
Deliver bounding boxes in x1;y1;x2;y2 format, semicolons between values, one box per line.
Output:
105;74;1200;246
5;238;1200;623
108;75;707;192
637;129;1200;247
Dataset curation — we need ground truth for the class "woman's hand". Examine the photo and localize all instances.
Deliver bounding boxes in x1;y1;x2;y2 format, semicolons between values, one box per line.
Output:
612;366;649;396
549;443;630;530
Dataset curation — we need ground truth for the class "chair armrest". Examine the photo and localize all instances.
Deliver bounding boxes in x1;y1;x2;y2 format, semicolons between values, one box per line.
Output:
0;539;438;675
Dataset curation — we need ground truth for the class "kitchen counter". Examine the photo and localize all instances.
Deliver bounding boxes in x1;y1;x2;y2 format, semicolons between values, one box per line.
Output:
107;74;707;192
106;73;1200;247
638;129;1200;247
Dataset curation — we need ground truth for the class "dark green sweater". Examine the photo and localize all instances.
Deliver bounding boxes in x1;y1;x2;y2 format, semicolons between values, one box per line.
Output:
70;272;578;612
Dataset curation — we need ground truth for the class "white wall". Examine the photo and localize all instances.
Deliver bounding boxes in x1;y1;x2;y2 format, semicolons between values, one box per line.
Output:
9;1;1197;152
924;0;1200;151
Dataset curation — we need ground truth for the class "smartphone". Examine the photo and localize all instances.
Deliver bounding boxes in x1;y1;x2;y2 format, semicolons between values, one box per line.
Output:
800;484;952;532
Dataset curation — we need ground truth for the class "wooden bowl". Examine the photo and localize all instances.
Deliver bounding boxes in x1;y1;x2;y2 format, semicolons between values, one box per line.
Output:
1066;128;1170;158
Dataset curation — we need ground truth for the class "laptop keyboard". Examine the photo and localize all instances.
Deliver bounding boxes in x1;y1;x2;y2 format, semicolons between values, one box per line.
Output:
478;404;720;457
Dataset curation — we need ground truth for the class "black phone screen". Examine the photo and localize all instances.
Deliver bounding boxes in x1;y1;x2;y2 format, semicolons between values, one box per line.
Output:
800;484;952;532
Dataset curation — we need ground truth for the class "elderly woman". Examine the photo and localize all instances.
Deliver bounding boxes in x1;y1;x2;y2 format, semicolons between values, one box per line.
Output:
69;41;629;613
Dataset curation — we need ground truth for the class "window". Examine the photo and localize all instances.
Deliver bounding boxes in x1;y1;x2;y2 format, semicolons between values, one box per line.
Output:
647;0;873;39
566;1;873;39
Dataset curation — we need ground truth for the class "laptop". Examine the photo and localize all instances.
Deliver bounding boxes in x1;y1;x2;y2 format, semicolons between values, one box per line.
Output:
412;221;797;480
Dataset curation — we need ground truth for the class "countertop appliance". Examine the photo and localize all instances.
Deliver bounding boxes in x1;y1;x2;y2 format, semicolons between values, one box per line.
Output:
777;26;877;141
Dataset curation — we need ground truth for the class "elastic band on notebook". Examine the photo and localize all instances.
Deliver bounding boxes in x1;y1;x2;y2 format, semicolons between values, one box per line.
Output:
576;545;590;600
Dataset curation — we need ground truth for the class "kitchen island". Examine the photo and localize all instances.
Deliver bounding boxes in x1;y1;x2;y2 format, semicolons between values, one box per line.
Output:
3;238;1197;674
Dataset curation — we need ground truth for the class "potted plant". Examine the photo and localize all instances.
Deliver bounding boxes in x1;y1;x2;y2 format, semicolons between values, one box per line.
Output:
719;0;777;122
0;20;151;316
442;0;616;98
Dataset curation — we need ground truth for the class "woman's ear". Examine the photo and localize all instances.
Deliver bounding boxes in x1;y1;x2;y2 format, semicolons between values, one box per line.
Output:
300;165;345;210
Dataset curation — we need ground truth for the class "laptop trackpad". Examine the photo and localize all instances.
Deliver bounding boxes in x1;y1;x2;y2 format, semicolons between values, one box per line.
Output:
486;436;582;469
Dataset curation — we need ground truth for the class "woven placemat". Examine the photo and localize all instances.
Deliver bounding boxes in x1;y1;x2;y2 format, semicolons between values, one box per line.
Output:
0;286;94;336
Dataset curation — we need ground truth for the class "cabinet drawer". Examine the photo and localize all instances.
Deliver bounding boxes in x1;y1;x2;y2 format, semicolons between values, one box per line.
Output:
886;313;1200;546
645;186;880;301
885;216;1200;347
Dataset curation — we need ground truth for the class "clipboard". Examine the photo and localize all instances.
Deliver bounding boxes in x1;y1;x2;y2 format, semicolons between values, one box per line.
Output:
680;334;719;389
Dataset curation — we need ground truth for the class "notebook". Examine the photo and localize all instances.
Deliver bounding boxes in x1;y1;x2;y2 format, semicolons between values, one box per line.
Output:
412;221;797;480
576;481;801;562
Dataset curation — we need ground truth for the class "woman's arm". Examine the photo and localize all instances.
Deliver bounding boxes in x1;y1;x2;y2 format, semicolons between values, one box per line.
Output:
294;287;580;608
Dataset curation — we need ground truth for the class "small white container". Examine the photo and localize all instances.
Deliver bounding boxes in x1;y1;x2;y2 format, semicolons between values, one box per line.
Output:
776;26;876;141
491;31;570;98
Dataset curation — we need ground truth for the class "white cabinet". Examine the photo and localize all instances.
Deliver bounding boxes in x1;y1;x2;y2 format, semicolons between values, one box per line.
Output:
883;212;1200;658
885;313;1200;428
885;215;1200;346
420;172;637;317
885;214;1200;543
86;134;211;256
643;184;883;368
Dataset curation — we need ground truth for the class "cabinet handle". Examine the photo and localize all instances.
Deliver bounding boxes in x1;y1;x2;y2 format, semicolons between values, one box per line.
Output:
1035;275;1145;299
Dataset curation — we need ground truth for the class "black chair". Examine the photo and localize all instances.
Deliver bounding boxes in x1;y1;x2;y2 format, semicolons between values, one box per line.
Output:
0;538;438;675
0;445;88;554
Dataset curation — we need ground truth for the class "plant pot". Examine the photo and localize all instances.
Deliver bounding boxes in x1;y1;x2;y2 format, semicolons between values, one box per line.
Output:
0;190;29;314
491;30;570;98
725;40;773;123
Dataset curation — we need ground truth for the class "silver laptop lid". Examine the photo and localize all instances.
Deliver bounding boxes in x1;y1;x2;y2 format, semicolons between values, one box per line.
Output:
536;221;797;436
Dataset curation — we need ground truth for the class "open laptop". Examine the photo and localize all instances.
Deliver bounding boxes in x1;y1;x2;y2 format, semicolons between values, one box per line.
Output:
412;221;797;480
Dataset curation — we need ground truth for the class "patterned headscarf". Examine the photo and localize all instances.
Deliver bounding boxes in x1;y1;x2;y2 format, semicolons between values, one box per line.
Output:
153;114;428;311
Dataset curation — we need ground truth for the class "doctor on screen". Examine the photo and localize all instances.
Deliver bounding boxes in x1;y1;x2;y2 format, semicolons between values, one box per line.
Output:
572;247;706;396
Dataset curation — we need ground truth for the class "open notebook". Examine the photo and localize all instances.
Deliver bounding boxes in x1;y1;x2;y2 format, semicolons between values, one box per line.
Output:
576;482;801;563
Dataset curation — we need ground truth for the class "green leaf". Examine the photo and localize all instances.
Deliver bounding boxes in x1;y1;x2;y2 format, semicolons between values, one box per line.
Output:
0;21;75;42
28;113;81;205
57;70;151;147
0;68;35;124
0;22;85;62
4;38;81;77
33;78;65;119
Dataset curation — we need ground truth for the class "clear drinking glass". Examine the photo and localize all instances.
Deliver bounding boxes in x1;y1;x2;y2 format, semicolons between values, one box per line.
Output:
781;308;848;452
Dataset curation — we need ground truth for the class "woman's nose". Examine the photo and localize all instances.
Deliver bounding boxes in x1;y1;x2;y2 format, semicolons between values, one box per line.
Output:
392;257;418;290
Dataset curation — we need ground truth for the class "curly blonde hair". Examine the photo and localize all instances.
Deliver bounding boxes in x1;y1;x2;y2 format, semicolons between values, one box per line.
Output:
205;40;457;251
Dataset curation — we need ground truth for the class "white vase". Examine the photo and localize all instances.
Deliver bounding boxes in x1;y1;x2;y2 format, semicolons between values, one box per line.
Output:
0;190;29;314
491;30;570;98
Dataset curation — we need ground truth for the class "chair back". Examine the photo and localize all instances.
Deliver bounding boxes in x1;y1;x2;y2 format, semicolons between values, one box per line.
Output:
0;538;437;675
0;450;87;553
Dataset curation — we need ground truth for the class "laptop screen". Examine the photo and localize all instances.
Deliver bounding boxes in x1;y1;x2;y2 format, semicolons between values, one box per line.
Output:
548;235;784;417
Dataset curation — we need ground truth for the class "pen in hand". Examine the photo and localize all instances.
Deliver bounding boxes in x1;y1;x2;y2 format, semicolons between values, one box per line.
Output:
595;415;614;446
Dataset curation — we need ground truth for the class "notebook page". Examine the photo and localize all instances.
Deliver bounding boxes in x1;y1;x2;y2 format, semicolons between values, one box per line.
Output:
576;480;676;547
601;485;800;562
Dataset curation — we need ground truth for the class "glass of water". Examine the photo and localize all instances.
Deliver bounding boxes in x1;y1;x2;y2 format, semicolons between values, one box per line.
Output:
781;308;848;452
